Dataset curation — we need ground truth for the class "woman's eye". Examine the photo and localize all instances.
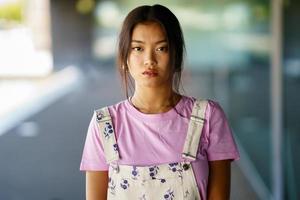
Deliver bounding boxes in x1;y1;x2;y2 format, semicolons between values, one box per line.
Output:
157;47;168;52
132;47;142;51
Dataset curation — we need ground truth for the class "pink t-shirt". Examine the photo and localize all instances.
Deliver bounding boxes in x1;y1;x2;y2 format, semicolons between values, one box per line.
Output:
80;95;240;199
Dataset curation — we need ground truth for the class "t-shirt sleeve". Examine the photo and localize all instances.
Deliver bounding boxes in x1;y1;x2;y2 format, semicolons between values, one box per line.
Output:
206;101;240;161
80;112;109;171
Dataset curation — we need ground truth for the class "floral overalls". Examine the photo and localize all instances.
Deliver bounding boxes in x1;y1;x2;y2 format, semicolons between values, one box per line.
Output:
95;99;208;200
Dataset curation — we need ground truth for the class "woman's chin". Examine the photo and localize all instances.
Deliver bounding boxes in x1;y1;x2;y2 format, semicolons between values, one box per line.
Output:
139;81;171;89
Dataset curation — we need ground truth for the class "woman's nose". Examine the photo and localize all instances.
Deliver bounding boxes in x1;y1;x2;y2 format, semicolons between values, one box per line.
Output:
144;51;157;67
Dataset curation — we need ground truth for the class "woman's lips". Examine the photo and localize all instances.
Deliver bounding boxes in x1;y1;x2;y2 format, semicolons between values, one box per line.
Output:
142;70;158;77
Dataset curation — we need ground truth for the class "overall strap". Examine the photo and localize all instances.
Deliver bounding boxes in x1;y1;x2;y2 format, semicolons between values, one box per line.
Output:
95;107;120;163
182;99;208;161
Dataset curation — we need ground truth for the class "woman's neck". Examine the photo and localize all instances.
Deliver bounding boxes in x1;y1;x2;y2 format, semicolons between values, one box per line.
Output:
130;87;181;114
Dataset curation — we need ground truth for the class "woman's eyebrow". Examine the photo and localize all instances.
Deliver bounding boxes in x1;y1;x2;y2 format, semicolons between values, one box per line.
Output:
155;39;167;44
131;39;167;44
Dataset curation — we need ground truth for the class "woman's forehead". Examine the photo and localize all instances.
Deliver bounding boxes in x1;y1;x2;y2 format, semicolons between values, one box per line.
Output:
131;22;167;43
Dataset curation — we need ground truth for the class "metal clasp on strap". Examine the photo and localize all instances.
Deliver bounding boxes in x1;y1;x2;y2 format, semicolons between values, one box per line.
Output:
182;153;197;160
190;115;205;123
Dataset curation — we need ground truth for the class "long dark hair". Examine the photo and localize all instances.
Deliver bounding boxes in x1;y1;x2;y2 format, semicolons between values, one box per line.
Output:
117;4;186;98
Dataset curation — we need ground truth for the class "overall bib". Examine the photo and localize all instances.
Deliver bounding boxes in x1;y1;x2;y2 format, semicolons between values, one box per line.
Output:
95;99;208;200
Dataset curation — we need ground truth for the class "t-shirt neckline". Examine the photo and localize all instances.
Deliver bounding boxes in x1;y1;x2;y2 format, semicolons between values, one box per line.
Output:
124;95;186;122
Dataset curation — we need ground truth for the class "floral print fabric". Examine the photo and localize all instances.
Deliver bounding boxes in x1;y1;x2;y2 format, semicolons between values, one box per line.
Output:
107;162;201;200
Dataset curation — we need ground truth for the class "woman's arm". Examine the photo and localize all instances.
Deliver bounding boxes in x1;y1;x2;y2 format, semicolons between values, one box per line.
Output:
86;171;109;200
207;160;231;200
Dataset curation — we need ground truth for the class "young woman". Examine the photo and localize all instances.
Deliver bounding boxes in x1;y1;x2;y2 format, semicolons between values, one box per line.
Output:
80;4;239;200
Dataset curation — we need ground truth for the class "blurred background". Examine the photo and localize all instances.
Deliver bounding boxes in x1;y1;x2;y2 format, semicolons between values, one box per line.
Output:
0;0;299;199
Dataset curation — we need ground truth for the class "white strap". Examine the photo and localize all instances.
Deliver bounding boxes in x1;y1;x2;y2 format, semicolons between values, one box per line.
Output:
182;99;208;161
95;107;119;163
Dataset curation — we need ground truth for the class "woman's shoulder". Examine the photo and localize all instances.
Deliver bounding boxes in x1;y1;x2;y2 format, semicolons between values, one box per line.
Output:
93;99;126;110
182;96;228;124
94;99;128;118
182;95;221;111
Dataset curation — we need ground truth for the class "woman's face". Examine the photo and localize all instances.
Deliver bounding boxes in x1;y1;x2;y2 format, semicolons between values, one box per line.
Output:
127;22;172;89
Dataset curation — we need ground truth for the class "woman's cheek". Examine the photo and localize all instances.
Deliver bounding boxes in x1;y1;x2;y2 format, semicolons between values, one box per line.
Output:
129;55;141;66
132;55;143;64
